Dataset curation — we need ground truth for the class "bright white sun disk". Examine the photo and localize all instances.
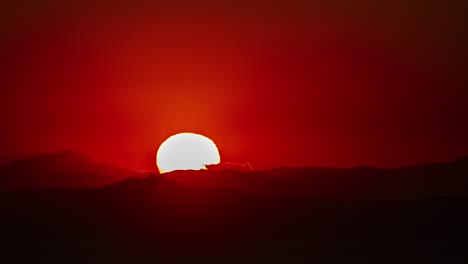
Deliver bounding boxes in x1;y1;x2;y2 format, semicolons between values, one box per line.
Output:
156;133;221;174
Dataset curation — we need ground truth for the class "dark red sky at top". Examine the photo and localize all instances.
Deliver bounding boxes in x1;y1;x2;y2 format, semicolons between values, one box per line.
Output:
1;0;467;171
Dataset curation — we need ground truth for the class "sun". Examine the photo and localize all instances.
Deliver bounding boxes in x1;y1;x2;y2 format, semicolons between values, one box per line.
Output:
156;133;221;174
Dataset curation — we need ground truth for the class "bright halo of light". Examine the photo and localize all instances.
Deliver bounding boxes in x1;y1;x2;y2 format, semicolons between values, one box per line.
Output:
156;132;221;174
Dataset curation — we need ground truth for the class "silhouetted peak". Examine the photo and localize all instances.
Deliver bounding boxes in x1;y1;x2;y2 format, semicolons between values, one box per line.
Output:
61;150;92;160
10;150;94;168
0;151;140;190
206;162;253;172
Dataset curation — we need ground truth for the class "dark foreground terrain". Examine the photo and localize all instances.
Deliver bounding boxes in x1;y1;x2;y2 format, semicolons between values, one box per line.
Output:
1;156;468;263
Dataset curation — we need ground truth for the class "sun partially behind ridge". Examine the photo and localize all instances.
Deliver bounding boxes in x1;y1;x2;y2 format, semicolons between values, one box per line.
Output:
156;133;221;174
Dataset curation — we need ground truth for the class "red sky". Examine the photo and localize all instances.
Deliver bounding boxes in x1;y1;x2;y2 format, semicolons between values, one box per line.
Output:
1;1;468;171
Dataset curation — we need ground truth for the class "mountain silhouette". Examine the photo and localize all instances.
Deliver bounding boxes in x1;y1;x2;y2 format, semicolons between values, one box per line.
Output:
0;151;141;189
165;158;468;200
1;156;468;262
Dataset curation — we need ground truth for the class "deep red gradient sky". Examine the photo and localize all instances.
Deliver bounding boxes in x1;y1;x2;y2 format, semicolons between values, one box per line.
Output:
1;1;468;171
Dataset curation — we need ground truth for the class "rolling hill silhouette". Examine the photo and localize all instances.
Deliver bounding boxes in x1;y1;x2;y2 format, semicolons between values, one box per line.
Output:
166;158;468;200
0;151;141;189
0;156;467;262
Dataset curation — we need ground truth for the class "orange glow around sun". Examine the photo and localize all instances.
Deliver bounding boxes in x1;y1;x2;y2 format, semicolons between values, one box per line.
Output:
156;133;221;173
